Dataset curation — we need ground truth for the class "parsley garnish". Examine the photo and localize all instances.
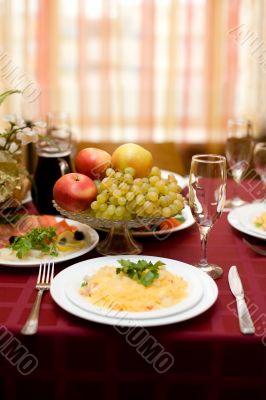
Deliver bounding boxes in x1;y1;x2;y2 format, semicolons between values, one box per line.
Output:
8;227;58;259
116;259;165;287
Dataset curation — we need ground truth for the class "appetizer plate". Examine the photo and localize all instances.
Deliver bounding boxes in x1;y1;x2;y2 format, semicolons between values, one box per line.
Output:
228;202;266;240
51;255;218;327
0;218;99;267
64;256;204;320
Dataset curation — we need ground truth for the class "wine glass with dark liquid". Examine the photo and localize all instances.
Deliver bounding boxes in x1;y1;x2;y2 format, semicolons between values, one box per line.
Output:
225;119;253;208
31;112;73;214
189;154;226;279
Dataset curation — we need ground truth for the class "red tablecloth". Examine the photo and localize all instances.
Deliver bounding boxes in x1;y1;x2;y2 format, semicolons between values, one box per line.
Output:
0;181;266;400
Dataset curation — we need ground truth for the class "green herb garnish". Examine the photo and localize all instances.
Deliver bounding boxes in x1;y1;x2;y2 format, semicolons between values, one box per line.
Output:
81;281;88;288
8;226;58;259
116;259;165;287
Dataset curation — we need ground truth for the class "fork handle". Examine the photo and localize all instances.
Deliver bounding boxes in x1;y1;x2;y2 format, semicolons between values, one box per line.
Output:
21;289;44;335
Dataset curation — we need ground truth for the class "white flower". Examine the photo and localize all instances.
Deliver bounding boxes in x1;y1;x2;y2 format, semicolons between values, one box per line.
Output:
16;118;25;128
16;128;39;145
9;142;19;153
0;137;6;147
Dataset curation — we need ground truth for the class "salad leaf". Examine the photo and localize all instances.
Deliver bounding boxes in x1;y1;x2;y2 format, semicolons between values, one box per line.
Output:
116;259;164;287
8;226;58;259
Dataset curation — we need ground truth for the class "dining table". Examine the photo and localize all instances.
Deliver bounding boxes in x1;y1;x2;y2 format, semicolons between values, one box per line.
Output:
0;179;265;400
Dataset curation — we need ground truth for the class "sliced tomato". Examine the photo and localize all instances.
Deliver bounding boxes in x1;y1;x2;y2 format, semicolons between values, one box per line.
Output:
159;218;182;231
54;220;77;235
37;215;58;227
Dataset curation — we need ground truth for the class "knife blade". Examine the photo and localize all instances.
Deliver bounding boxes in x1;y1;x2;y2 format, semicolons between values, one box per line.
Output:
228;266;255;335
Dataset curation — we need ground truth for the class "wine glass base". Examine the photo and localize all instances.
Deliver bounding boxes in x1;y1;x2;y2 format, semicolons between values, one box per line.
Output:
194;263;223;280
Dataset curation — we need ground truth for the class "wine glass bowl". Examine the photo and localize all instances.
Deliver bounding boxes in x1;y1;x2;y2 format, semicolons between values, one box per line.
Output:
253;142;266;189
189;154;226;280
225;118;253;208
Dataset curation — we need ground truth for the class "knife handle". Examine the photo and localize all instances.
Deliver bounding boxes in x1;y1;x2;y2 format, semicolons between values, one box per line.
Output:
236;298;255;335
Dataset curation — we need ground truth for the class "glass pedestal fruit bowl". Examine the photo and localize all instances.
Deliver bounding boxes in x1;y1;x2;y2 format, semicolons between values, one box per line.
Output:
53;201;163;255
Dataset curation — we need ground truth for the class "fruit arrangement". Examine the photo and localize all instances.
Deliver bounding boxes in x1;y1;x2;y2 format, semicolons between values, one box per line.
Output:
53;143;184;220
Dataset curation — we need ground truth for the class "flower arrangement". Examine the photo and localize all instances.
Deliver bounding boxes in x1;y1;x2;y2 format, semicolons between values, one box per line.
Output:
0;90;44;205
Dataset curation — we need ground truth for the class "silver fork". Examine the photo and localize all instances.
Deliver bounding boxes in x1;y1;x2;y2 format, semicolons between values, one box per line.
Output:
21;261;54;335
243;238;266;256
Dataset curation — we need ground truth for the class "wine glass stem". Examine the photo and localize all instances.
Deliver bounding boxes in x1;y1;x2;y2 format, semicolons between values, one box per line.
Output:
199;226;210;267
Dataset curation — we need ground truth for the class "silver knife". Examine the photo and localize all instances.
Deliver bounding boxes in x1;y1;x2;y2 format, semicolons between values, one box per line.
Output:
228;265;255;335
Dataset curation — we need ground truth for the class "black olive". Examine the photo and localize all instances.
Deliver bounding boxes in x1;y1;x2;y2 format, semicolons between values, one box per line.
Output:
9;236;17;244
74;230;84;240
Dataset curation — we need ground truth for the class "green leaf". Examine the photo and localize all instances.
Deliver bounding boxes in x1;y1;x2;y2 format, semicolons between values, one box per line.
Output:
9;226;58;258
116;259;165;287
0;90;21;106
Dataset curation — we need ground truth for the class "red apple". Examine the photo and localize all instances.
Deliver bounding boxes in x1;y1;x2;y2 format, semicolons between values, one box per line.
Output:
53;173;97;212
75;148;112;179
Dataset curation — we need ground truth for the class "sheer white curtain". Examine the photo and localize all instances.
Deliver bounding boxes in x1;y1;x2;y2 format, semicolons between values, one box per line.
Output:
0;0;265;142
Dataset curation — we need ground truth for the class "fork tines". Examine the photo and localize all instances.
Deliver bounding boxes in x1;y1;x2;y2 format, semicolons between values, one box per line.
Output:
37;261;55;284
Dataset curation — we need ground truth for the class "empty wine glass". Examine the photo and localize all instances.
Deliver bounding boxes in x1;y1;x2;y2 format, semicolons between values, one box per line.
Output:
189;154;226;280
253;142;266;197
225;119;253;208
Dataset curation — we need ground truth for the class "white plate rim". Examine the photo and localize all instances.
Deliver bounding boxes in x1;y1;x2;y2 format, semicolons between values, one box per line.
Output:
227;202;266;240
0;217;99;267
63;256;204;320
50;255;218;327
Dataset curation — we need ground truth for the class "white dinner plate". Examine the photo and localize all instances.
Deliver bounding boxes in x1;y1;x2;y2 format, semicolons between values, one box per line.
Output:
228;202;266;240
64;256;204;320
0;217;99;267
50;255;218;327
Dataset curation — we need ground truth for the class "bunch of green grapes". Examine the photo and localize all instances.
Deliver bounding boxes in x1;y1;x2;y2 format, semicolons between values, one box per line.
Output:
90;166;184;220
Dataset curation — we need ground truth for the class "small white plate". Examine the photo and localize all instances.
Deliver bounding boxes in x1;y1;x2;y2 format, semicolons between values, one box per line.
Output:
51;255;218;327
64;256;204;320
228;202;266;240
0;218;99;267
